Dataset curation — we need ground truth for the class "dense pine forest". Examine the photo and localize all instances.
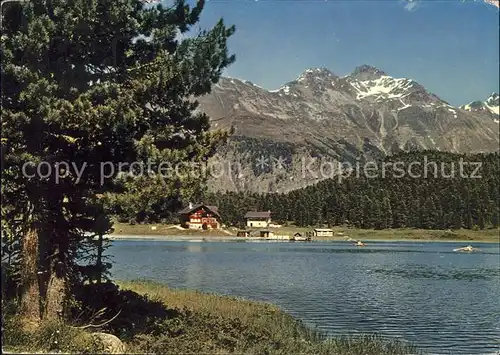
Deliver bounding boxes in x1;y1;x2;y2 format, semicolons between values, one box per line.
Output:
206;151;499;230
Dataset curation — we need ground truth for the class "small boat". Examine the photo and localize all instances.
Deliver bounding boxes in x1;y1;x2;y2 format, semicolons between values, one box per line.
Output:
291;232;310;242
355;241;365;247
453;245;480;252
294;236;308;241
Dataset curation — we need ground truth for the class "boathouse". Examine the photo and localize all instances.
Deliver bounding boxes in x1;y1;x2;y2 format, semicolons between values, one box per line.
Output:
259;230;274;238
178;203;221;230
313;228;334;237
237;230;251;238
245;211;272;228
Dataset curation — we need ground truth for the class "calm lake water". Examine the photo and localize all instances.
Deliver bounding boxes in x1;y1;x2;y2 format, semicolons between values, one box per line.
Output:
109;239;500;355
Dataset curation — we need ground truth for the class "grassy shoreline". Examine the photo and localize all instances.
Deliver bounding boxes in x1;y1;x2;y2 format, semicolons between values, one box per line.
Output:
3;280;422;354
111;222;499;243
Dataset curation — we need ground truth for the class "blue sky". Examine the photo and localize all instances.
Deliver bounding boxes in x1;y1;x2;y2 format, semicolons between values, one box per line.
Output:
175;0;499;106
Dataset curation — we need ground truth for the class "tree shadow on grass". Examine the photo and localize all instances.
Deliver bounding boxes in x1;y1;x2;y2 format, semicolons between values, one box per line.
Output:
71;282;181;341
69;282;421;355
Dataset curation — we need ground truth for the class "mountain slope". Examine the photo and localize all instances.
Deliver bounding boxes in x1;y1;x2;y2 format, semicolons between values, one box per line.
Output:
198;66;499;193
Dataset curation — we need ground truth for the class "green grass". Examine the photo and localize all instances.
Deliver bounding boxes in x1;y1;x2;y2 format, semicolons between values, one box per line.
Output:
116;280;421;355
2;317;105;354
3;280;421;354
111;222;233;236
112;221;499;243
317;227;499;242
279;225;498;242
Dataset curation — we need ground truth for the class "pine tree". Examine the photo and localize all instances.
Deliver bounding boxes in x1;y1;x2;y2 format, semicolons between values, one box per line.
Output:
380;196;393;229
421;197;438;229
477;209;486;230
491;206;499;228
202;152;498;231
1;0;234;323
392;200;408;228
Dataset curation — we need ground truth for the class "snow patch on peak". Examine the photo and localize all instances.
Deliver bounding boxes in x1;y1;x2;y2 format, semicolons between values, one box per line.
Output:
243;80;264;90
397;98;411;111
296;68;334;82
272;85;291;95
349;75;414;100
461;94;499;117
222;76;242;85
305;67;330;74
486;104;499;115
487;92;499;101
461;103;471;111
485;93;499;115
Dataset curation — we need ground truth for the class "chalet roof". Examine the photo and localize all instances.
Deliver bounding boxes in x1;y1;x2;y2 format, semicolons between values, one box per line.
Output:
178;203;220;217
245;211;271;219
314;228;333;232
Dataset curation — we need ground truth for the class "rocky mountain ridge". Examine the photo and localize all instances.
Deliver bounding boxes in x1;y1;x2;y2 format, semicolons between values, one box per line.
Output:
198;65;499;193
460;92;499;123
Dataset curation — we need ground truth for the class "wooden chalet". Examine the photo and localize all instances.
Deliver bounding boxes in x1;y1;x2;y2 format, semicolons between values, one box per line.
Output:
178;203;221;230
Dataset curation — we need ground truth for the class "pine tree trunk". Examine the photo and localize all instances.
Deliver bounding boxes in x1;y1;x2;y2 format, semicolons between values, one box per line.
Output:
40;197;69;320
33;227;68;321
19;227;41;326
44;260;67;321
96;233;103;284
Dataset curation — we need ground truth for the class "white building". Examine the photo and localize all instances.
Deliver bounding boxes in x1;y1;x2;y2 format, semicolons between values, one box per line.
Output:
313;228;334;237
245;211;272;228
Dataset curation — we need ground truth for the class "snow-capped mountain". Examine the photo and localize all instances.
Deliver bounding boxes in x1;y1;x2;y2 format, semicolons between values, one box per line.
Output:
198;66;499;192
461;93;499;123
345;65;442;104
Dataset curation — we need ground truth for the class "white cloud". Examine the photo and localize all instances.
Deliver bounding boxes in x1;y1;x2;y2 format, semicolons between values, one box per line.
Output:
404;0;419;12
459;0;499;9
484;0;500;9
